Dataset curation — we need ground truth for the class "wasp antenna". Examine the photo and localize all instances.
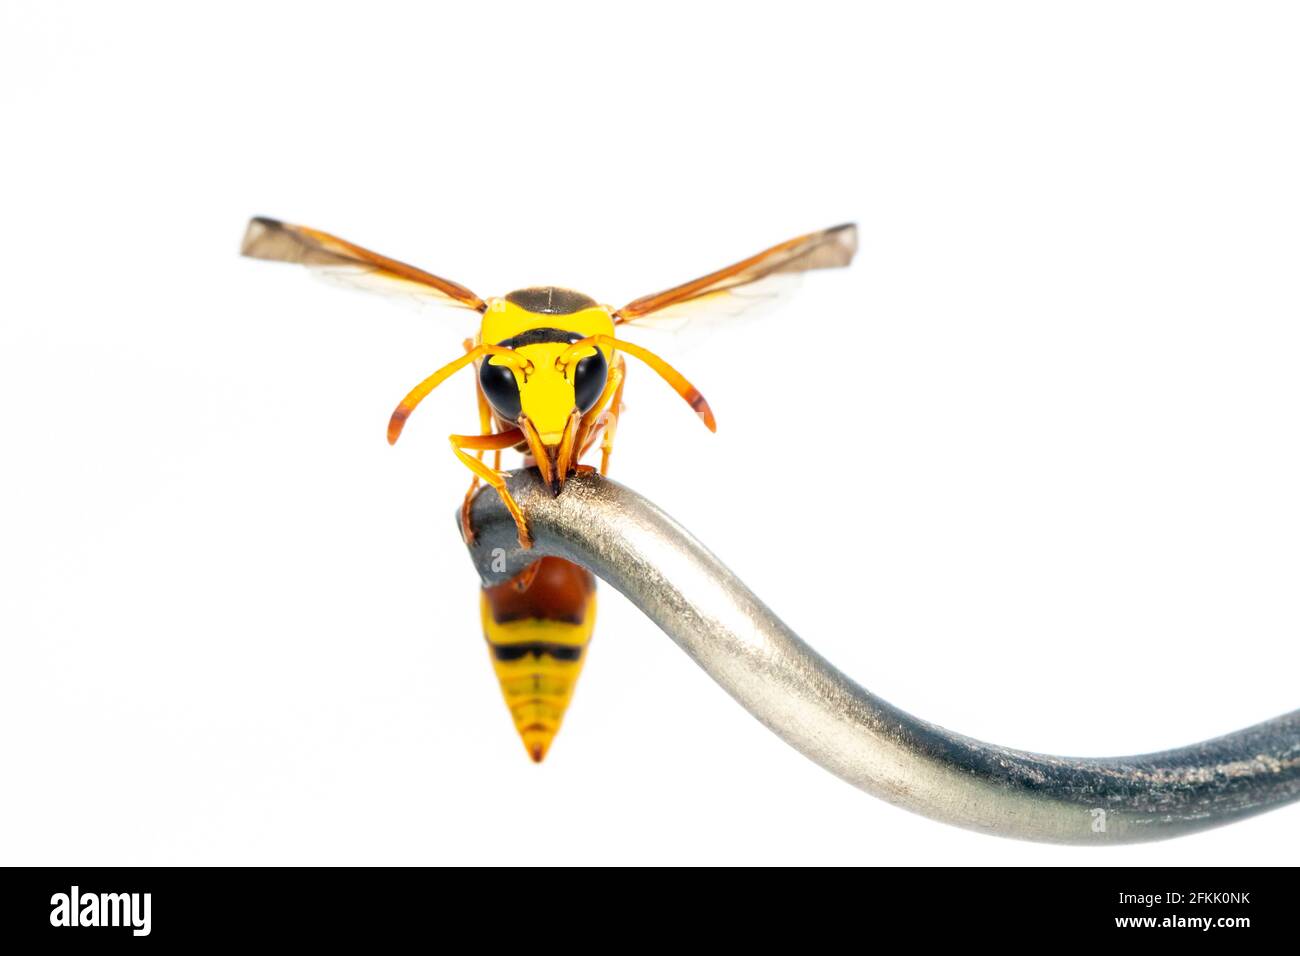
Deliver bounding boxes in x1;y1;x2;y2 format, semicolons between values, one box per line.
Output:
388;345;523;444
596;336;716;432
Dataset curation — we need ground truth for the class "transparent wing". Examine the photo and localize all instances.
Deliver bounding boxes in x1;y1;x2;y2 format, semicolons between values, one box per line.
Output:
611;272;804;354
613;222;857;328
240;217;488;315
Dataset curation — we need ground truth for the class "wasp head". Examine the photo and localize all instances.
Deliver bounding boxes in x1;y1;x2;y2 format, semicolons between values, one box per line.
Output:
478;328;609;495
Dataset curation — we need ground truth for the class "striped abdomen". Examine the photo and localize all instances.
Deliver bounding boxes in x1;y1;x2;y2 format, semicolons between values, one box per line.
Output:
480;556;596;763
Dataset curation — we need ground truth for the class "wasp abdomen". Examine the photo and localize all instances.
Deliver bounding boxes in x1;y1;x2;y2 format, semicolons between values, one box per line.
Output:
480;557;597;763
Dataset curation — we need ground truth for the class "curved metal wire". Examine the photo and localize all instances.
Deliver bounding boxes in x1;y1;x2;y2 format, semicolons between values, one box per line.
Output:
462;470;1300;844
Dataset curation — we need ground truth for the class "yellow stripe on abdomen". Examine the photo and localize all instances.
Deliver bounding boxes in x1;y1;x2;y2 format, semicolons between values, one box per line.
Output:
480;557;597;763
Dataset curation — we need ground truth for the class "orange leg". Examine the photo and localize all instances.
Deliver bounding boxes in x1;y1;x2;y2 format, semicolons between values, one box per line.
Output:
450;429;533;549
597;360;627;476
460;364;498;543
576;358;625;474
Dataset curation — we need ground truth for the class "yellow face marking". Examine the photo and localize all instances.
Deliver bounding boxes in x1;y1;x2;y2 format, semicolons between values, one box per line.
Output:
505;342;578;442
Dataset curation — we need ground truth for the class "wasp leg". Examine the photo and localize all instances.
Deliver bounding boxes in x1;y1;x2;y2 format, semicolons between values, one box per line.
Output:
450;430;533;549
460;346;498;544
576;357;626;476
597;358;627;476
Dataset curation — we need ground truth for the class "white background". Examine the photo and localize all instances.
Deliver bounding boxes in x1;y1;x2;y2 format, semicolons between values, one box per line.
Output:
2;2;1297;865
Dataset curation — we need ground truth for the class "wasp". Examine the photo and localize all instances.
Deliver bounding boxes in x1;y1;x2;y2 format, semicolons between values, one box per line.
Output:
241;217;857;761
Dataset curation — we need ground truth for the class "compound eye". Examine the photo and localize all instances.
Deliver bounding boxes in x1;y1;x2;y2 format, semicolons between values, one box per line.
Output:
573;348;608;413
478;359;522;420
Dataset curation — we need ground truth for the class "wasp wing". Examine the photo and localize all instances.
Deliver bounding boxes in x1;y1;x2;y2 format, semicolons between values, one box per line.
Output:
240;217;488;314
612;222;857;329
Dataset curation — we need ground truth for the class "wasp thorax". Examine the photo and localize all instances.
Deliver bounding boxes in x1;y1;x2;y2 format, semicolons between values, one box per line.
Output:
503;287;598;315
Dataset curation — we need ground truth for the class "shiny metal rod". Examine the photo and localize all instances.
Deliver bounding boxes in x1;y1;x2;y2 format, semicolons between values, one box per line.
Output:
463;470;1300;844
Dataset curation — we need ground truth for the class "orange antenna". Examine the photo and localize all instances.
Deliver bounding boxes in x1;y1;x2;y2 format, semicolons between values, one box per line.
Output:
388;344;529;444
560;335;716;432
